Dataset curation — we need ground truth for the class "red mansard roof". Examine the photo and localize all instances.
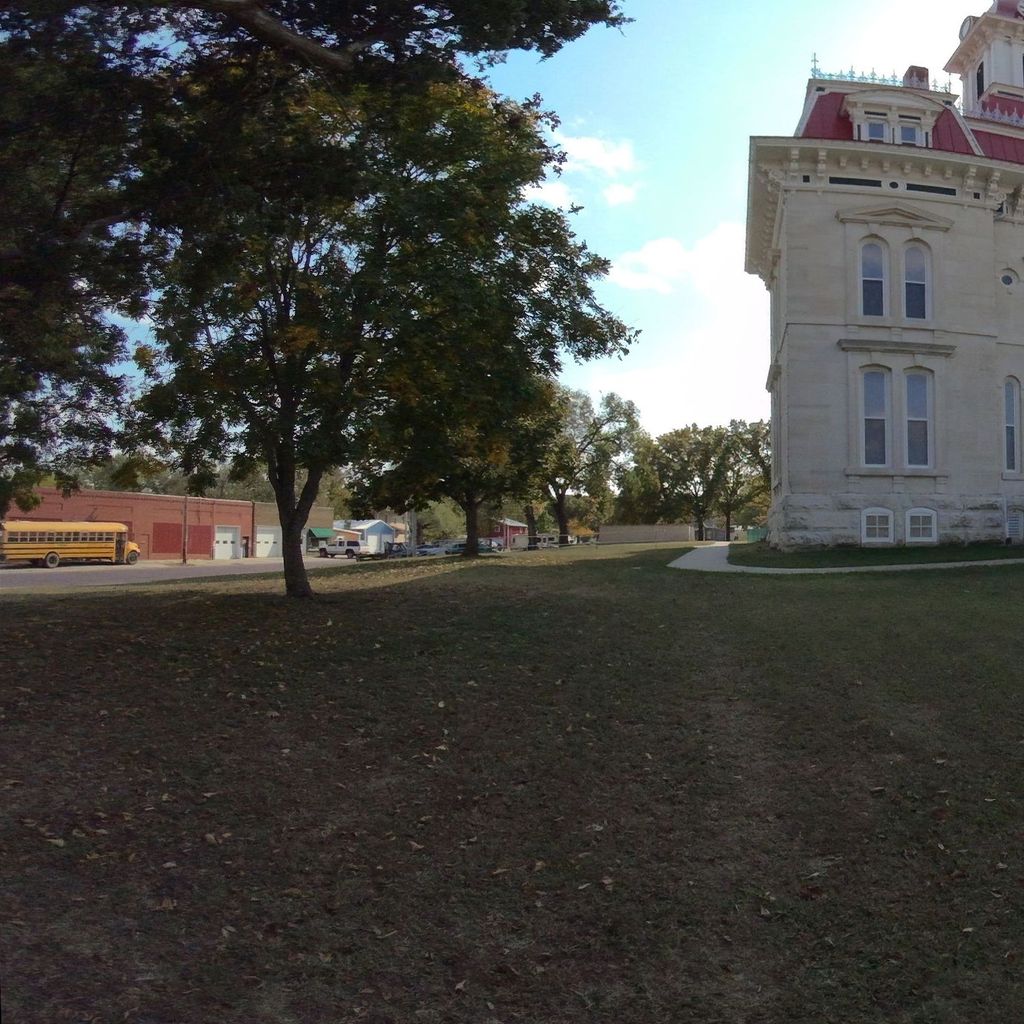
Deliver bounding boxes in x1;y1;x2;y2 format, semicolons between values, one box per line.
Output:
973;128;1024;164
931;107;974;154
801;92;853;140
798;86;1024;168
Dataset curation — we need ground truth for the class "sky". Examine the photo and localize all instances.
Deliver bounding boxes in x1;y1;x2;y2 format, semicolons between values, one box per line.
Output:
483;0;984;436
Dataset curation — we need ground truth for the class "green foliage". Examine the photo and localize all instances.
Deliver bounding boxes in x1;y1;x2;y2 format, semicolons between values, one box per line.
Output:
542;387;640;540
610;420;772;534
0;0;627;554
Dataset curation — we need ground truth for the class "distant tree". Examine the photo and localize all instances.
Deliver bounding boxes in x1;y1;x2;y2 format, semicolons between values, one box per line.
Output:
354;370;564;556
730;419;771;494
612;433;664;524
541;387;640;544
712;420;773;537
656;425;731;541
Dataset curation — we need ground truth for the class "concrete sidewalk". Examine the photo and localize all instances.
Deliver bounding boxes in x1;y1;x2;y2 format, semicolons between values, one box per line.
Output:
668;542;1024;575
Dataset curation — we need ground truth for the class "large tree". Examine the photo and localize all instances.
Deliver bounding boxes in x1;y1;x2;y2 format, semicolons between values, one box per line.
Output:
0;1;627;515
542;387;639;544
136;74;632;594
655;425;731;542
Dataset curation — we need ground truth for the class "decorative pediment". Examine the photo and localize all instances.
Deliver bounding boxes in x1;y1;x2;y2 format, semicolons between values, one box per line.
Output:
836;204;953;231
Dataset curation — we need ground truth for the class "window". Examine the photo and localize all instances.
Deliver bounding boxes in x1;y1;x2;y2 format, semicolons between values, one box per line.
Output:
867;121;887;141
904;246;928;319
977;61;985;99
1009;508;1024;542
862;508;893;544
906;507;937;544
863;369;889;465
899;124;920;145
861;242;886;316
906;372;931;467
1006;378;1020;472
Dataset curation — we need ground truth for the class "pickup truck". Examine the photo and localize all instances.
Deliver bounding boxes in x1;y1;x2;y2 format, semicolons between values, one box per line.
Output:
318;539;361;558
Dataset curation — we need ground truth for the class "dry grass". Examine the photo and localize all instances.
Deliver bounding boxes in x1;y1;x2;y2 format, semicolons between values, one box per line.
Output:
3;543;1024;1023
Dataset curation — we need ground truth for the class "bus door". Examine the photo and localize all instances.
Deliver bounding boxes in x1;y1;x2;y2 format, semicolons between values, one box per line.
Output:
115;533;126;562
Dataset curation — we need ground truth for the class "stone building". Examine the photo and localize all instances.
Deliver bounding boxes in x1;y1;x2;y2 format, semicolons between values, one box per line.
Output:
746;1;1024;547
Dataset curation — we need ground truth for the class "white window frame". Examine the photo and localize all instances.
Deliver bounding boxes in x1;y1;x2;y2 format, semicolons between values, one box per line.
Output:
903;244;930;321
860;241;887;317
862;507;894;545
905;370;933;468
1008;508;1024;543
1005;377;1020;473
905;507;937;544
898;122;922;146
862;367;891;467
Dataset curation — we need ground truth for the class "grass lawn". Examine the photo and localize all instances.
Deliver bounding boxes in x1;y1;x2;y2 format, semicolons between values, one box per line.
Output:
729;539;1024;569
4;543;1024;1022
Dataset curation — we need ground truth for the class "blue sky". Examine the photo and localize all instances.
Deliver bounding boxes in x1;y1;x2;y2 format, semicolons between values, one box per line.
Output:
485;0;979;436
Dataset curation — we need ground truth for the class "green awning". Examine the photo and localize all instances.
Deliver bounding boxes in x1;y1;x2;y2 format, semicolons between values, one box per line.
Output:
308;527;335;539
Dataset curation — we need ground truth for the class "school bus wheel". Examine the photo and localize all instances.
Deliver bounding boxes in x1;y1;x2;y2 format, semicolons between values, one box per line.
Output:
43;551;60;569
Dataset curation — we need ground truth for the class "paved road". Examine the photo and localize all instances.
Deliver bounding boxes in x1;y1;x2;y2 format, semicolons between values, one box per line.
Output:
0;555;355;592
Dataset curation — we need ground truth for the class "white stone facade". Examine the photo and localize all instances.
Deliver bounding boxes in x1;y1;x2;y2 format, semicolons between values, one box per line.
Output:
746;2;1024;548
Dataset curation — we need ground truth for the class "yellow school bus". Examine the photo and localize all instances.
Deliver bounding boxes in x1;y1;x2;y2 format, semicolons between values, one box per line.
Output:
0;521;141;568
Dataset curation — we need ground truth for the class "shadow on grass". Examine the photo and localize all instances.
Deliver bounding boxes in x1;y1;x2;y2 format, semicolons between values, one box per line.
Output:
4;542;1024;1022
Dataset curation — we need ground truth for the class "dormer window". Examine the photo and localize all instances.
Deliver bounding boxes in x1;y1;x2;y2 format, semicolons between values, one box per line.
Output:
845;92;940;151
977;61;985;99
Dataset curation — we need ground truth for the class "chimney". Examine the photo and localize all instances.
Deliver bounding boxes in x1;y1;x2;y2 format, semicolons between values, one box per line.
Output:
903;65;929;89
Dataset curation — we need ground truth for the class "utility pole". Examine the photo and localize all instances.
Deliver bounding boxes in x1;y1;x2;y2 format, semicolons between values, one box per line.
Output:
182;494;189;565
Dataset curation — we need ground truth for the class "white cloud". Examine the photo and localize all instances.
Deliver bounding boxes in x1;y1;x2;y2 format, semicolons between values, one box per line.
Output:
609;223;751;296
553;131;638;178
524;179;575;208
602;183;638;206
559;221;772;432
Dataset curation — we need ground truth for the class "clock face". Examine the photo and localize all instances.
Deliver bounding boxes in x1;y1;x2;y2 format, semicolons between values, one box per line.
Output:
959;15;975;40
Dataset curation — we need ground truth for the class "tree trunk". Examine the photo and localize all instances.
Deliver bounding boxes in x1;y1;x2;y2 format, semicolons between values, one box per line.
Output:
695;516;705;542
555;491;571;546
463;495;481;556
280;514;313;598
724;507;732;542
524;502;538;550
269;454;323;598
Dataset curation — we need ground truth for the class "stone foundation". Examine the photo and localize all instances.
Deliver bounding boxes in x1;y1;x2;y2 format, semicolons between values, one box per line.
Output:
768;492;1013;549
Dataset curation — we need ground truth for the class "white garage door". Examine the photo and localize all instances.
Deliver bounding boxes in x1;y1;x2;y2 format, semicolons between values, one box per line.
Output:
256;526;281;557
214;525;240;560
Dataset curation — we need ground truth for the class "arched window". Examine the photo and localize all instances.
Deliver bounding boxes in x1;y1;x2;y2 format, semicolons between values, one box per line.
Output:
1006;378;1020;472
905;370;932;467
904;245;928;319
861;242;885;317
862;368;890;466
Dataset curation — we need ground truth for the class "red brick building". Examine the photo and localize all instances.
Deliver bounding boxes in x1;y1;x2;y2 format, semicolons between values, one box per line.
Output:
17;488;254;560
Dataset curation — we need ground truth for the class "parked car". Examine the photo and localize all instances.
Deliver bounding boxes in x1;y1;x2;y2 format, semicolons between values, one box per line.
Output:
319;539;361;558
478;538;504;552
443;540;467;555
416;542;443;556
